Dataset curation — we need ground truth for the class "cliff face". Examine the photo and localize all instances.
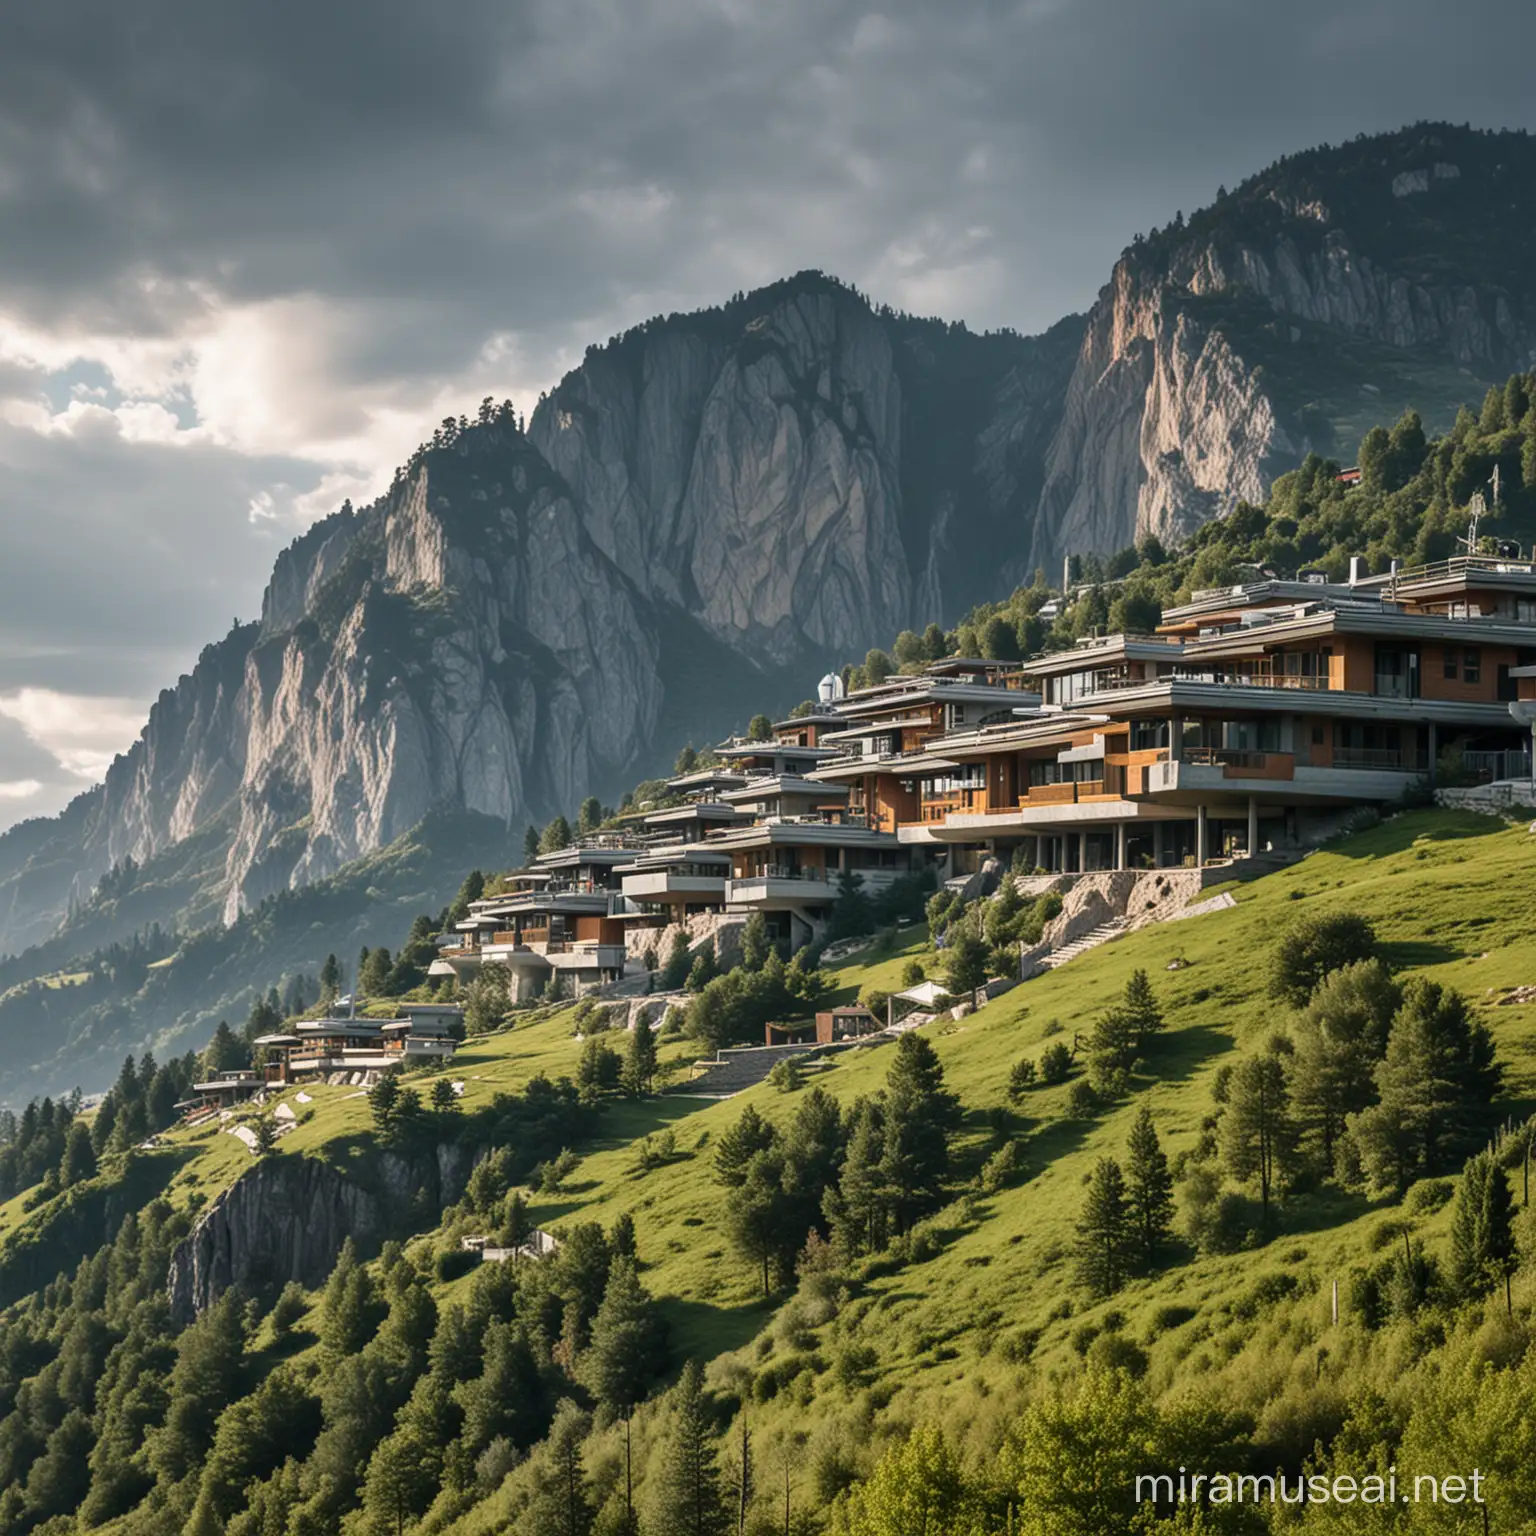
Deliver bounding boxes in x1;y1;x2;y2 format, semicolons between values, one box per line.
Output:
167;1146;471;1322
0;277;1076;950
1029;123;1536;568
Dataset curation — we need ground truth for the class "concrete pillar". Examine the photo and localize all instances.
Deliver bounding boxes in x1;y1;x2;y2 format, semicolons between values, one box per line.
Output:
1247;796;1259;858
1428;722;1438;784
1196;805;1208;866
1115;821;1128;871
1078;831;1088;873
1153;821;1164;868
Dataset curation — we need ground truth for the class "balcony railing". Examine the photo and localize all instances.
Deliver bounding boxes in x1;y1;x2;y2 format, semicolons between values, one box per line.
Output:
1332;748;1429;772
1174;669;1329;691
1016;780;1106;807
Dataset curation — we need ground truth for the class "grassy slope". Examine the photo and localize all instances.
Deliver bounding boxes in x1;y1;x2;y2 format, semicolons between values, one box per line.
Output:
7;807;1532;1523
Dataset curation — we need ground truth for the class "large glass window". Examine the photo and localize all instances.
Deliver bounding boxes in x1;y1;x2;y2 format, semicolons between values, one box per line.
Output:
1373;644;1419;700
1463;648;1481;685
1129;718;1170;751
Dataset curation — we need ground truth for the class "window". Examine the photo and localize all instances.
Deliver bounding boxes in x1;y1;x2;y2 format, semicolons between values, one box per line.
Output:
1443;647;1459;680
1129;718;1170;751
1498;664;1516;703
1311;726;1325;746
1463;648;1481;685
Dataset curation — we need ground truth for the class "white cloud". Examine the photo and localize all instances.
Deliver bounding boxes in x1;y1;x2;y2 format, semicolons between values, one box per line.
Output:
0;779;44;800
0;688;148;780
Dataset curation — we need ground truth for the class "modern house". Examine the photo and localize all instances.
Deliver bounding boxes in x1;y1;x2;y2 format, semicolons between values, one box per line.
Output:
255;1004;463;1086
434;840;640;999
825;557;1536;874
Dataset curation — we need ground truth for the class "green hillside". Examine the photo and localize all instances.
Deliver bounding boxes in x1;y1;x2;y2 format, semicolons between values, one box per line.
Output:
3;806;1533;1533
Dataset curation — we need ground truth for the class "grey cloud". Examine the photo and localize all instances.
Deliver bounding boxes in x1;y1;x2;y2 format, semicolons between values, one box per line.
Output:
1;0;1535;834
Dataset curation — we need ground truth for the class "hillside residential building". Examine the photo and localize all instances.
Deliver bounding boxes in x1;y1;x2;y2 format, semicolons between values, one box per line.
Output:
819;558;1535;873
254;1003;463;1086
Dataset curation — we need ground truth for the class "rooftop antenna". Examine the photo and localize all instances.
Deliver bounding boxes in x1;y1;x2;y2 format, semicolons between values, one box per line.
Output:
1061;554;1070;596
1457;491;1487;559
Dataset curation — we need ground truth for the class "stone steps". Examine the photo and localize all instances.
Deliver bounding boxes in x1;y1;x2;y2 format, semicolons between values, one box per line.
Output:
1037;918;1128;970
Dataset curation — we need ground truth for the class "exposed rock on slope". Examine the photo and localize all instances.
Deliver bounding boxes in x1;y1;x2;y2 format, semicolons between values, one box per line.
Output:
167;1145;470;1321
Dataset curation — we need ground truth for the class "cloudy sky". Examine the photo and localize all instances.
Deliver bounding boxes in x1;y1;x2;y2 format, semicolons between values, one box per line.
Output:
2;0;1534;831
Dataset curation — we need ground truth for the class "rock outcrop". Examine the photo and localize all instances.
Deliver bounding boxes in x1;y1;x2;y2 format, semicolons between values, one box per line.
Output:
167;1145;470;1322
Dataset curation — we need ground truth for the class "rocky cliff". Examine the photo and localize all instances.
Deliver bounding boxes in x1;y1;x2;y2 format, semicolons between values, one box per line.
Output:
0;276;1079;952
167;1145;471;1322
1029;122;1536;569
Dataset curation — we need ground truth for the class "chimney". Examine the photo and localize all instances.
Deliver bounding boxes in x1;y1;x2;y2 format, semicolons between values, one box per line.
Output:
1348;555;1364;586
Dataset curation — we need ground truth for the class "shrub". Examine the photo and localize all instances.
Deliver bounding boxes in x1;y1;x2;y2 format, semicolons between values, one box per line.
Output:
1406;1178;1454;1214
1066;1080;1099;1118
1145;1304;1197;1339
1039;1042;1073;1084
1007;1057;1037;1099
1089;1331;1149;1378
269;1281;308;1338
768;1057;804;1093
900;959;926;987
980;1140;1027;1193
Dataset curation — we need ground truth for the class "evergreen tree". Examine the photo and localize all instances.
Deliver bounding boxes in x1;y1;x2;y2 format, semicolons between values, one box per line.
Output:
943;915;988;1001
880;1033;958;1235
661;931;692;990
623;1013;658;1097
746;713;773;741
1290;958;1401;1169
369;1074;402;1135
320;1239;384;1357
1124;1106;1174;1272
1220;1050;1295;1223
739;911;772;971
541;816;574;854
359;946;393;996
827;1101;889;1255
726;1149;795;1294
649;1360;728;1536
1121;969;1163;1044
714;1106;777;1187
581;1257;664;1412
1269;912;1379;1008
524;1399;595;1536
578;796;604;836
203;1020;248;1073
1076;1157;1132;1296
464;964;511;1036
60;1122;96;1187
319;953;342;1001
1448;1150;1517;1299
524;824;542;865
1086;1005;1138;1087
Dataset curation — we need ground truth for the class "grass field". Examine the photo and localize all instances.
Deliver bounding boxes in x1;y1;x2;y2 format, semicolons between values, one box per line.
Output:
7;806;1533;1508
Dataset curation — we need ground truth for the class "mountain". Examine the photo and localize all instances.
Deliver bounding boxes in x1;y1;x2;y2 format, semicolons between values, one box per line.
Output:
1030;121;1536;567
3;122;1536;1092
0;276;1081;963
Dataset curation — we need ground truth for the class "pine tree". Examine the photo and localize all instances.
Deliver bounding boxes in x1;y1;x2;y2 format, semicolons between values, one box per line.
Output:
1220;1051;1295;1223
541;816;574;854
1076;1157;1132;1296
581;1257;663;1412
59;1123;96;1187
524;824;541;865
943;915;989;1001
739;911;771;971
623;1014;658;1097
524;1400;595;1536
1121;969;1163;1045
578;796;604;836
319;953;342;1001
1290;958;1401;1170
1087;1005;1138;1087
1448;1150;1516;1299
1124;1106;1174;1272
650;1360;728;1536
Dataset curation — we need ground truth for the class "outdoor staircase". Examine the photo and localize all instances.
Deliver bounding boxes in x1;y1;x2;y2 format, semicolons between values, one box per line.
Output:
672;1043;822;1097
1037;918;1128;971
